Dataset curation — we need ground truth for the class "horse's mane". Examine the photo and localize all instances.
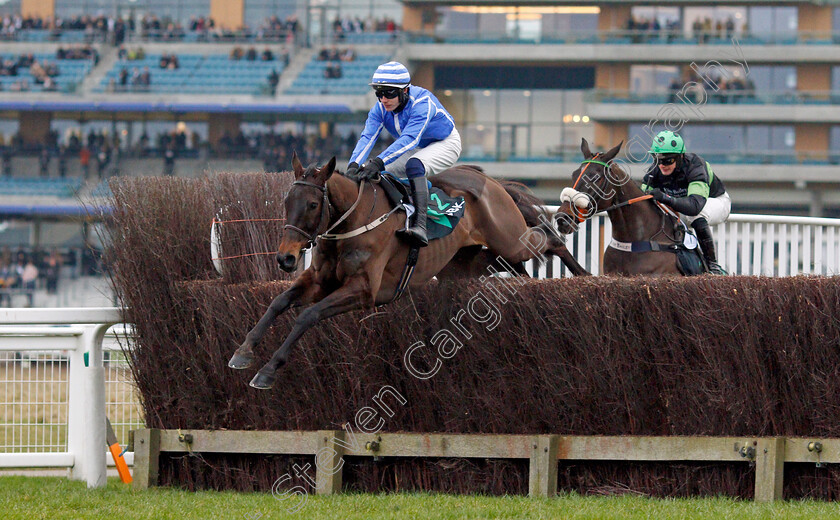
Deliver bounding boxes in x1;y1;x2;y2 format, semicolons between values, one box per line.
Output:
499;179;552;224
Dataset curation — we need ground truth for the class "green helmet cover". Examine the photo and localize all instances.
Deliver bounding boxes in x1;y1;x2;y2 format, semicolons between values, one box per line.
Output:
650;130;685;154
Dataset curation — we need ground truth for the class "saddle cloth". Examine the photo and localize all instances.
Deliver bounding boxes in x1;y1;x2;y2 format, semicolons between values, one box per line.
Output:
379;173;466;241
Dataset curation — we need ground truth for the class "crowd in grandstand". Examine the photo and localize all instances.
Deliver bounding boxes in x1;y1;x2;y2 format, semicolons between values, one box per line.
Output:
624;15;745;42
0;13;305;43
0;246;104;306
668;68;756;104
331;15;400;38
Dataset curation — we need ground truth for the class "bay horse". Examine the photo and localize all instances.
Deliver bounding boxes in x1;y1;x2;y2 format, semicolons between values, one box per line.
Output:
554;139;685;276
229;153;588;389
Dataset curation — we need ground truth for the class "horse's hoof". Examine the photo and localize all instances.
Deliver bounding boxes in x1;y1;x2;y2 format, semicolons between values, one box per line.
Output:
228;351;254;370
249;370;275;390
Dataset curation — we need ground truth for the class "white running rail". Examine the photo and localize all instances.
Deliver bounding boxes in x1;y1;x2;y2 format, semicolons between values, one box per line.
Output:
0;308;126;488
529;212;840;278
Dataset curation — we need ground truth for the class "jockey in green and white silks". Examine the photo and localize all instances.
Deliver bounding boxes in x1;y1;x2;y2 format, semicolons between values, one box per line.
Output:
345;61;462;247
642;130;731;275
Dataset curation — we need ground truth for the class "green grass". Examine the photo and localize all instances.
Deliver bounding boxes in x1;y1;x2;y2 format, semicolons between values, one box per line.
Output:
3;476;840;520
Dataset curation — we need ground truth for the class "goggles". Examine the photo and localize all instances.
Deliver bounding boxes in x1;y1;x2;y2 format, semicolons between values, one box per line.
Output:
657;155;678;166
374;87;401;99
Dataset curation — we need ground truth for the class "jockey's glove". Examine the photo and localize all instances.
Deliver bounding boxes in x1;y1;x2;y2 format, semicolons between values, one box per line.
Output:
345;162;360;180
359;157;385;182
650;188;671;204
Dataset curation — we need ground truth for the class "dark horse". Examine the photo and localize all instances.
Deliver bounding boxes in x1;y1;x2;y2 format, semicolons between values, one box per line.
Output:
229;154;589;389
555;139;685;276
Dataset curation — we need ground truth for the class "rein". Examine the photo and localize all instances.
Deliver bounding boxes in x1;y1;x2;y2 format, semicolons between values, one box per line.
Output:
286;177;398;246
283;179;329;247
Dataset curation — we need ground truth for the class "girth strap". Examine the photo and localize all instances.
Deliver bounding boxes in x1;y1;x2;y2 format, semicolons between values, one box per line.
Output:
609;239;680;254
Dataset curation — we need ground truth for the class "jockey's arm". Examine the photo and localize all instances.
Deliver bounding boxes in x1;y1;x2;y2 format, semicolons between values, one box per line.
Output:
349;104;385;166
378;97;434;165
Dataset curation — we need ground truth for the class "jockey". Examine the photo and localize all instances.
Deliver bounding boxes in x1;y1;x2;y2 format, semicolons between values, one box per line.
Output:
346;61;462;247
642;130;731;275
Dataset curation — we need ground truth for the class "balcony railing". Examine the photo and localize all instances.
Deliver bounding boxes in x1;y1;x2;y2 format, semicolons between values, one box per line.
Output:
587;89;840;106
405;29;840;46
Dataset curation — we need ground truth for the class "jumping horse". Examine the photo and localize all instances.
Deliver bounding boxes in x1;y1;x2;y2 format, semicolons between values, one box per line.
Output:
555;139;691;276
229;153;589;389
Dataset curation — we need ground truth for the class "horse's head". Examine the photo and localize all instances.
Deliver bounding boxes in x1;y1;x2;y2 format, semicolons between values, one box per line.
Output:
276;153;337;272
555;138;623;235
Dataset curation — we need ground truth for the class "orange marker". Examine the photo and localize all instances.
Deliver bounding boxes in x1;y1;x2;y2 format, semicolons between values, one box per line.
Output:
106;417;133;484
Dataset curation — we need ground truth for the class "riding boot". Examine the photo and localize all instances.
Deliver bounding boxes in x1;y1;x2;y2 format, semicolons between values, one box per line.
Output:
397;176;429;247
692;218;727;275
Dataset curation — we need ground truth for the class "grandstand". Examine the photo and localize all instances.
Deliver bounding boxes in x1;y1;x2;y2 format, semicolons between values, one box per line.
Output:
97;53;284;96
1;0;840;269
286;53;390;95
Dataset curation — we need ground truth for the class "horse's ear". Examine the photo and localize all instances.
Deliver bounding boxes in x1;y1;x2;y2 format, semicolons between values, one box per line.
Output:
580;138;593;159
291;151;304;179
602;141;623;162
317;156;336;181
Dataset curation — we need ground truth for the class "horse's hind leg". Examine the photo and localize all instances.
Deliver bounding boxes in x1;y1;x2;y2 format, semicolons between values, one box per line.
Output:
250;277;369;389
229;269;322;369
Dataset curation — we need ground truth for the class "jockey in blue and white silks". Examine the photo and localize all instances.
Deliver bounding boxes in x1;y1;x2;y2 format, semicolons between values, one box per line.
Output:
346;61;462;247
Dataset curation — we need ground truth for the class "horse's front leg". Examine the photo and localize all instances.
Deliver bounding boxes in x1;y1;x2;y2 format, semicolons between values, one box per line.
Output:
555;244;590;277
228;270;322;369
249;276;369;389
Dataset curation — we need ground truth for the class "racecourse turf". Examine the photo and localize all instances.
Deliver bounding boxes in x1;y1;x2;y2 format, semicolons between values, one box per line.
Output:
2;476;840;519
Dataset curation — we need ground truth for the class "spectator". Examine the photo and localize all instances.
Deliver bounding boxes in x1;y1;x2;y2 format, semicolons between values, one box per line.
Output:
246;47;257;61
138;66;151;89
230;47;244;60
261;47;274;61
119;67;128;86
44;250;61;295
21;257;37;306
39;148;50;177
268;68;280;95
163;144;175;175
79;146;91;178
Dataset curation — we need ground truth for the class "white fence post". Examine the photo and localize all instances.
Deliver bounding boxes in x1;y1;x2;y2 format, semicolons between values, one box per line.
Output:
0;307;121;488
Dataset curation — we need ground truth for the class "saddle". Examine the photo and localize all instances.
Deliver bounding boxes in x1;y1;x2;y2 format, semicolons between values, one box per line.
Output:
378;173;466;241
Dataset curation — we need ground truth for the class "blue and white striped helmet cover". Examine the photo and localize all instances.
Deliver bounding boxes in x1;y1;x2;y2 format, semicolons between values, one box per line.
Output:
370;61;411;87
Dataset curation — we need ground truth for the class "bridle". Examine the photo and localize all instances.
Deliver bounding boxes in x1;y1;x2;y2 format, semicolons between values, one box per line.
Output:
568;156;680;244
283;177;400;249
567;155;653;221
283;179;330;249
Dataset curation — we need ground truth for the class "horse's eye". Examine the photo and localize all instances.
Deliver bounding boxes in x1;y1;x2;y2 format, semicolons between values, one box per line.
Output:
309;201;318;210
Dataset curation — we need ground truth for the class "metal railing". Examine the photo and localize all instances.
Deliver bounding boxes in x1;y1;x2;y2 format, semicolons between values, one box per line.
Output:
0;308;134;488
528;212;840;278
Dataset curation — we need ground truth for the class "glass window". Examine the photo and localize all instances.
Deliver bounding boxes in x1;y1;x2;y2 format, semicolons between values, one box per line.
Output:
498;90;530;124
244;0;298;29
465;89;497;124
832;67;840;91
631;65;680;92
531;90;563;124
0;119;19;146
684;7;747;37
746;6;796;35
749;66;796;92
55;0;210;25
462;123;496;159
630;6;680;30
0;0;21;16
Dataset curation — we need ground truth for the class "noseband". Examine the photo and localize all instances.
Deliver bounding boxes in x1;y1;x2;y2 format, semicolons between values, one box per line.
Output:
283;179;329;249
